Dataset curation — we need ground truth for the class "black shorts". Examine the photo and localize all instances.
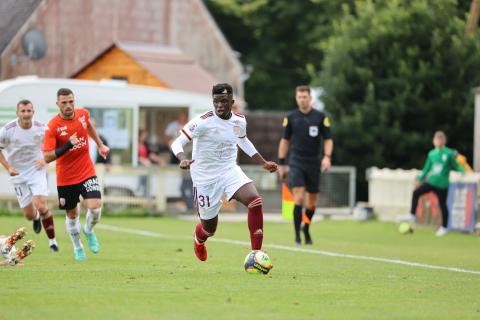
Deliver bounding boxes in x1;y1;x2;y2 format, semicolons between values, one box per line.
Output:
287;164;320;193
57;176;102;210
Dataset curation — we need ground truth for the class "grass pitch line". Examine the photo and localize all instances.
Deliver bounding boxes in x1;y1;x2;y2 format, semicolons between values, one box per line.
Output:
98;224;480;276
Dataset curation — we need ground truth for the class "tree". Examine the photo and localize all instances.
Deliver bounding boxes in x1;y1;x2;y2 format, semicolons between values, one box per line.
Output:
204;0;355;110
315;0;480;199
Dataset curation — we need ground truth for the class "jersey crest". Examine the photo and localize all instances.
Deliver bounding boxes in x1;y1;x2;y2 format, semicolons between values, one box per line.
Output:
233;125;242;137
57;126;68;136
309;126;319;137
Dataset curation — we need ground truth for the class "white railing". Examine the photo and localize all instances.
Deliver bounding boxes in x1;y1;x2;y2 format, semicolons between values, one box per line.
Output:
0;165;356;214
367;167;480;221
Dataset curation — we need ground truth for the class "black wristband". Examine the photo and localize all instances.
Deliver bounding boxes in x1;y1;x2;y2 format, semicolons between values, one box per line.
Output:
54;140;74;158
278;158;286;165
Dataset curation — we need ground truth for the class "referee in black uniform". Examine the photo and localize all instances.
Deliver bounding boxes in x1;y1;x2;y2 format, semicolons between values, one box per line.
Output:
278;85;333;245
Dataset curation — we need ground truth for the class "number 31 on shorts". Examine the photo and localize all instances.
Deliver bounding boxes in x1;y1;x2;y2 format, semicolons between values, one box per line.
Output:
197;194;211;208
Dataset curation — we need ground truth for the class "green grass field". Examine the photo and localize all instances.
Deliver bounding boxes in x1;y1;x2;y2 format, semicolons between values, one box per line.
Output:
1;215;480;320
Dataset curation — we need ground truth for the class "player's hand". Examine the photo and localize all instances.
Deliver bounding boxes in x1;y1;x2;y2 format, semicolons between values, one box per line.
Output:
69;132;80;145
179;159;194;170
34;159;46;170
321;155;331;173
7;166;19;176
262;161;278;173
278;165;287;180
98;144;110;160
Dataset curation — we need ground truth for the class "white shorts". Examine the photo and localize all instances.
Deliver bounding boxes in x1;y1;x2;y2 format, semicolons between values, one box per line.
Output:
11;168;48;209
193;166;252;220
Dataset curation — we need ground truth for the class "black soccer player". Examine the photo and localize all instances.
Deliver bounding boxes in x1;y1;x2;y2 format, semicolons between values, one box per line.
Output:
278;85;333;245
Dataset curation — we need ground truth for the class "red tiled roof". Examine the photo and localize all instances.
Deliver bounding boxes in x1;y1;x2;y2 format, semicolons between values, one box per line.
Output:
117;41;218;94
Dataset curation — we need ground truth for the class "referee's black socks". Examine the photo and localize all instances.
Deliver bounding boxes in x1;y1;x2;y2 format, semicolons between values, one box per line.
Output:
303;208;315;244
303;208;315;230
293;205;302;243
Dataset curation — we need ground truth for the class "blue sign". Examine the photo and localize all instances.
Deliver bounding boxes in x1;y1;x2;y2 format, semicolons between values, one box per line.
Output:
447;183;477;233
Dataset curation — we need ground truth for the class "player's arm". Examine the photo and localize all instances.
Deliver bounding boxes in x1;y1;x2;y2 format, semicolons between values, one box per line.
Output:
277;139;289;179
0;151;18;176
417;154;432;182
43;131;80;163
278;138;290;161
278;115;292;180
450;151;465;173
320;115;333;172
170;132;193;169
321;138;333;172
87;120;110;160
237;136;277;173
0;129;18;176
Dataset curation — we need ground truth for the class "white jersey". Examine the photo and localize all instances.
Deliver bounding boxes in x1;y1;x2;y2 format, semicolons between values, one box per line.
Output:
0;119;45;174
181;110;247;186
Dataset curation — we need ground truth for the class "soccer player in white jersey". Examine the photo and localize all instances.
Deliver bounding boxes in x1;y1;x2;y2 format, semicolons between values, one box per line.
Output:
171;83;278;261
0;100;58;252
0;226;35;266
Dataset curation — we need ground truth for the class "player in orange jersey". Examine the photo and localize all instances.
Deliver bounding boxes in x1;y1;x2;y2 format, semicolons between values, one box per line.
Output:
43;88;110;261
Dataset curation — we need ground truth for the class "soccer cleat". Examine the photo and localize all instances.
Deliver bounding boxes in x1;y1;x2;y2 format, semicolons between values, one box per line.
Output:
74;247;87;261
50;244;59;252
435;227;448;237
193;235;207;261
302;225;313;245
33;218;42;234
1;227;27;255
8;240;35;266
83;225;100;253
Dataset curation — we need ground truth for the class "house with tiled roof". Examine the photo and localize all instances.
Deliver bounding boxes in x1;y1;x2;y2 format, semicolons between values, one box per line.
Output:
0;0;244;97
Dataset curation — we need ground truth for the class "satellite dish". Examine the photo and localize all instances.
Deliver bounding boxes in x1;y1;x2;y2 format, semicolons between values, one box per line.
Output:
22;29;47;60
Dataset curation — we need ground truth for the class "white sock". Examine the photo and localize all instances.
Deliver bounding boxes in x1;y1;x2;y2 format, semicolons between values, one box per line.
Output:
85;208;102;233
49;238;57;246
34;210;40;220
65;216;83;250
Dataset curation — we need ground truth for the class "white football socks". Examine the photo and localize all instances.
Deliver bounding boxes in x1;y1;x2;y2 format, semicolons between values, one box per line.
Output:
65;216;83;250
85;208;102;234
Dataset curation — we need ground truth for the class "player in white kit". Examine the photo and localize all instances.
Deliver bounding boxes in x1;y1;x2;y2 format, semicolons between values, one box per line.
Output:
0;227;35;266
171;83;278;261
0;100;58;252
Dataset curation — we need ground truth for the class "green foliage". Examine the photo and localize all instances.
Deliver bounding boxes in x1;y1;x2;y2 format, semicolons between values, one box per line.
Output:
205;0;355;110
205;0;480;199
315;0;480;196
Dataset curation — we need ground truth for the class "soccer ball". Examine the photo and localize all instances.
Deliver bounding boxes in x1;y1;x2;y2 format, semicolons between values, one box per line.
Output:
244;250;273;274
398;222;414;234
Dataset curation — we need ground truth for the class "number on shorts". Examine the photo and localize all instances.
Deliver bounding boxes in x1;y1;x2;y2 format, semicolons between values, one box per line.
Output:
197;195;211;208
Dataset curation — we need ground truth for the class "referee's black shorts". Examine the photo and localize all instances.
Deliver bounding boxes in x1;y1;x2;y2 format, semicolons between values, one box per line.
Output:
287;164;320;193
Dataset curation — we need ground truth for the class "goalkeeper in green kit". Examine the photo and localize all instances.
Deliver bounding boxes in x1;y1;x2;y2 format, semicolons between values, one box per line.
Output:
399;131;465;236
